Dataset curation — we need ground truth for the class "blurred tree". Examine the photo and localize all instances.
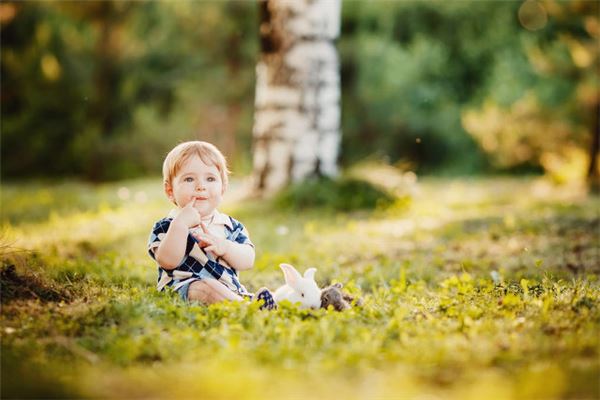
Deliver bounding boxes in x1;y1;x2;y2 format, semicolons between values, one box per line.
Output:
1;0;594;185
1;1;257;181
58;1;137;180
338;1;519;174
251;0;341;194
463;0;599;188
187;1;258;170
1;1;182;180
1;2;89;178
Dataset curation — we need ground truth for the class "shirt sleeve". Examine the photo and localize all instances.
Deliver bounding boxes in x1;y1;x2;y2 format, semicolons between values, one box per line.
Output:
147;218;197;261
228;217;254;247
148;218;171;259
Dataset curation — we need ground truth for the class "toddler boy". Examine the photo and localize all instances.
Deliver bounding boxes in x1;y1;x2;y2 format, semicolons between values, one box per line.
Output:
147;141;276;309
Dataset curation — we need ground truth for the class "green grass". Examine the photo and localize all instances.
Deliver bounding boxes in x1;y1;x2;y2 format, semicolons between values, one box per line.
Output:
1;176;599;399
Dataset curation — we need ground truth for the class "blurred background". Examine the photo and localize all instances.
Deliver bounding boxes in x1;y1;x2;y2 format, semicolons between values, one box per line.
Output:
1;0;598;186
2;3;599;398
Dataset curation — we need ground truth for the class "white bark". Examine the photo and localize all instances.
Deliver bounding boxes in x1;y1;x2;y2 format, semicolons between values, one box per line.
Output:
252;0;341;194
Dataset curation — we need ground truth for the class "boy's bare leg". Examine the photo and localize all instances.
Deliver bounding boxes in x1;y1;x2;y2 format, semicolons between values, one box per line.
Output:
187;279;243;304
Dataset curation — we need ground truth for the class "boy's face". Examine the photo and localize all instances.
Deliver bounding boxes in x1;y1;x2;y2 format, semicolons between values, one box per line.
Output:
165;154;224;217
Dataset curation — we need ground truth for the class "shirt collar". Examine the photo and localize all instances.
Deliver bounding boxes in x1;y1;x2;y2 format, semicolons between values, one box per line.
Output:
211;209;233;230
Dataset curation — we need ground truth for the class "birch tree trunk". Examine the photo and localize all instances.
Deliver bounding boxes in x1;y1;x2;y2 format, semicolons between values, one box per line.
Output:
251;0;341;194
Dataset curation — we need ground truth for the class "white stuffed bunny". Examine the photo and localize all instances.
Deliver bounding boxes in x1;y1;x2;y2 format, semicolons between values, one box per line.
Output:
273;263;321;309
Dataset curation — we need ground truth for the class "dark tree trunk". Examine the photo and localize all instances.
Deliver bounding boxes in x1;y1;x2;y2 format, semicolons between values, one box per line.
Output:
587;101;599;192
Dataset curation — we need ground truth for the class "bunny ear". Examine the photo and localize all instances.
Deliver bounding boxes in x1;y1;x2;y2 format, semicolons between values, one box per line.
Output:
280;263;302;286
303;267;317;280
333;282;343;289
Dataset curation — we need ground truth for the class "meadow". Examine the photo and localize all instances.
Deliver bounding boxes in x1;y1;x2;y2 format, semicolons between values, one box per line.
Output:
1;174;599;399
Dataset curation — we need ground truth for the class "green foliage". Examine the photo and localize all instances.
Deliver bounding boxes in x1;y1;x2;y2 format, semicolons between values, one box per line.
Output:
273;176;397;211
339;1;522;173
2;1;596;182
1;1;257;181
1;177;598;398
462;0;599;184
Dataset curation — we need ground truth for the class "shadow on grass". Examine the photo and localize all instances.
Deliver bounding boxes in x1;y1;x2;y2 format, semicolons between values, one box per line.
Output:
1;264;73;304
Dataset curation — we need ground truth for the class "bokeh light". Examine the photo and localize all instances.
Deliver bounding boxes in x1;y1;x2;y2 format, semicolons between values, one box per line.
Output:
518;0;548;31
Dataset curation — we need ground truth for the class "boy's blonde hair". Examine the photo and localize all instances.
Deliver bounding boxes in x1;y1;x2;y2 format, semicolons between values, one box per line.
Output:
162;141;229;189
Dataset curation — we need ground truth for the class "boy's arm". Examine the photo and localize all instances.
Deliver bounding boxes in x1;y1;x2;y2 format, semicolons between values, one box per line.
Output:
193;223;255;271
154;218;189;270
155;202;201;270
220;241;255;271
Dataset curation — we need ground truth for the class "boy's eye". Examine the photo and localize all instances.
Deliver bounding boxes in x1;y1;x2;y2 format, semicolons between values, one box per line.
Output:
207;176;216;182
184;177;194;183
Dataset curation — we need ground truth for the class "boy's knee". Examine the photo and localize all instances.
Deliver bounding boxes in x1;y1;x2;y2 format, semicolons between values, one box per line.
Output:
187;280;212;304
187;279;243;304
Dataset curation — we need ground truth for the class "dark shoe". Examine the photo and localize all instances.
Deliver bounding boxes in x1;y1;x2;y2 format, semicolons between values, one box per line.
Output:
254;287;278;310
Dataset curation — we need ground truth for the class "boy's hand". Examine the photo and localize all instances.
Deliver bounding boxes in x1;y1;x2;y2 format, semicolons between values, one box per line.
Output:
173;200;201;228
191;222;231;258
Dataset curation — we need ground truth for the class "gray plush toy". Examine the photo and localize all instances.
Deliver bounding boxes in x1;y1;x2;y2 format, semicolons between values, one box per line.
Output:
320;282;362;311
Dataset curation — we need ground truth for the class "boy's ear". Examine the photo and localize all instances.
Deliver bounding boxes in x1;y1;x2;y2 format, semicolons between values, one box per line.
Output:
164;181;175;204
221;180;227;195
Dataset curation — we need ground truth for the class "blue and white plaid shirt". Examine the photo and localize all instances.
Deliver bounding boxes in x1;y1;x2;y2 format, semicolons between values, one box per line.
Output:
147;210;253;296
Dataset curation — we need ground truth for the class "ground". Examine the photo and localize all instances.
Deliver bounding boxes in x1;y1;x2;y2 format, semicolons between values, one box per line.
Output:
1;176;598;399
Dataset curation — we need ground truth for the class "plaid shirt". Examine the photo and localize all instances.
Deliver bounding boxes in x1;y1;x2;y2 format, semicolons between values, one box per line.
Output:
147;210;253;295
